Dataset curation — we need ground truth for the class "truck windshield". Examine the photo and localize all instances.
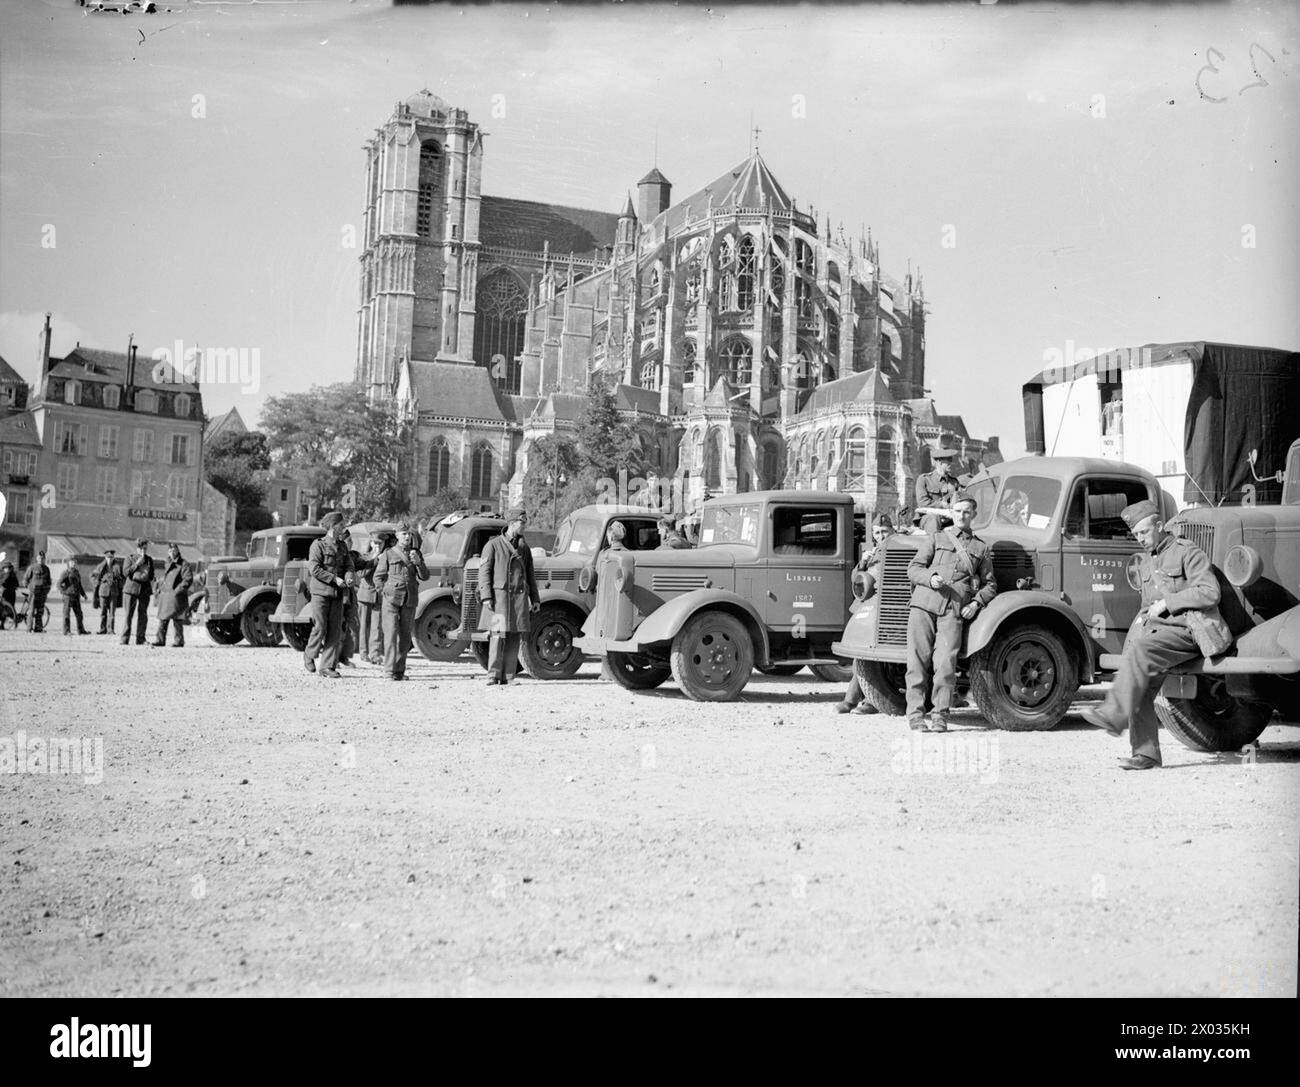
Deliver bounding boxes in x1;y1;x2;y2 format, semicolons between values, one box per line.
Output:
429;522;467;558
700;503;761;548
556;517;603;558
972;475;1061;533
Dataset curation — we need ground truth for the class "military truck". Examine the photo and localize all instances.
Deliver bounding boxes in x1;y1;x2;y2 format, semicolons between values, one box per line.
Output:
1154;437;1300;751
202;524;325;647
833;456;1173;730
410;512;507;661
455;505;666;679
574;491;859;700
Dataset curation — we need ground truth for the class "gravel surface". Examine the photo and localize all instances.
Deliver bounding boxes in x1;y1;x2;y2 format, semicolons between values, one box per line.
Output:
2;624;1297;997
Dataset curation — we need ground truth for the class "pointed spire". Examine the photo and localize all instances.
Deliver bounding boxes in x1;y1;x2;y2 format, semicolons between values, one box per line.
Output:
621;191;636;219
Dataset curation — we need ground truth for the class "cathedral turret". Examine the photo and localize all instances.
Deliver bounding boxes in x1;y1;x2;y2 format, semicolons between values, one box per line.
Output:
615;192;637;264
637;167;672;224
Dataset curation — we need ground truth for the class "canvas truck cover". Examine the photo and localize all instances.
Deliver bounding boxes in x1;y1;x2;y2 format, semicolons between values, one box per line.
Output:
1022;341;1299;506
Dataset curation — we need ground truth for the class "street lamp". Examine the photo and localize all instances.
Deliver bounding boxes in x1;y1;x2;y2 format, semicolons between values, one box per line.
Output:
546;443;567;531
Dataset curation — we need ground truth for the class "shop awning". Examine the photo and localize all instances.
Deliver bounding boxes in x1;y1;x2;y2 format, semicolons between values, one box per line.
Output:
44;535;205;563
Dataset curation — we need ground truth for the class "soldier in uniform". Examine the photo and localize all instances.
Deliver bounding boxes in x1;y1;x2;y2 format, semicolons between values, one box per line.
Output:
914;449;969;533
373;523;428;681
905;493;998;731
478;507;540;686
356;535;387;665
657;516;690;550
1081;499;1225;770
152;543;193;648
606;521;628;551
24;549;52;633
1;555;18;625
304;512;355;679
120;539;154;645
57;558;90;636
91;548;123;635
337;528;366;668
838;514;896;715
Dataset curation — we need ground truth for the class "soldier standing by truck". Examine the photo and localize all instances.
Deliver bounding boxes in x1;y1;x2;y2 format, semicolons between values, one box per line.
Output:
120;539;154;645
340;528;382;668
304;512;354;679
92;548;123;635
152;543;193;648
57;558;89;636
478;508;540;686
373;522;427;681
24;549;51;633
905;494;998;732
1081;499;1228;770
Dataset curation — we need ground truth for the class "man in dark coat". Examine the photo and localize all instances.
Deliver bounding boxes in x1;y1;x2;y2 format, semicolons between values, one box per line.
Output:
304;512;355;679
374;523;428;680
152;543;194;647
1082;499;1224;770
905;494;998;732
23;549;51;633
91;548;124;634
120;539;154;645
57;559;90;636
0;557;18;624
339;528;382;667
477;507;540;686
355;535;386;665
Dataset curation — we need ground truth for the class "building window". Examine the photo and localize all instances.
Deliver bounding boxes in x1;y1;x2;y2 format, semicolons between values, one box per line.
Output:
6;489;31;525
170;433;190;466
737;235;757;310
765;339;781;390
103;385;120;409
704;430;723;490
428;439;450;493
769;257;784;306
880;332;893;367
174;393;191;418
796;277;813;323
472;269;528;395
877;425;897;481
761;442;781;489
681;340;697;384
135;390;157;413
130;470;152;503
715;337;752;387
640;360;658;391
795;238;815;276
845;427;867;489
98;425;119;459
53;421;86;456
166;472;191;505
279;487;289;502
470;444;493;499
417;141;441;239
133;429;154;463
825;310;840;357
63;380;79;405
56;461;78;502
94;466;116;505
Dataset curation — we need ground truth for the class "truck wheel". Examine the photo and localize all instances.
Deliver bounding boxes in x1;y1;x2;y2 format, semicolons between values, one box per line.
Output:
670;611;754;702
280;622;310;653
970;624;1078;731
853;659;907;716
809;660;853;683
413;600;466;662
240;597;281;647
206;620;242;646
757;664;804;676
521;604;584;680
603;651;671;690
470;641;490;671
1155;680;1271;752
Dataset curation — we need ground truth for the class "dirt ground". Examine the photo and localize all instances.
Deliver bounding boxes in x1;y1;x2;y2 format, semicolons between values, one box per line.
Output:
1;620;1297;998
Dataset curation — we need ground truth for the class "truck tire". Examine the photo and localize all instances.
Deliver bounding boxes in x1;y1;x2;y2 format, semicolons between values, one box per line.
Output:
757;664;804;676
413;599;467;662
809;660;853;683
969;623;1078;731
240;597;281;647
853;659;908;716
670;611;754;702
280;621;310;653
602;651;671;690
1155;682;1271;752
520;604;584;680
206;620;242;646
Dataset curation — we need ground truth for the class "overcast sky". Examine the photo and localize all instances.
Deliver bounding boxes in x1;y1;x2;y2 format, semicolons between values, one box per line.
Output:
2;0;1296;456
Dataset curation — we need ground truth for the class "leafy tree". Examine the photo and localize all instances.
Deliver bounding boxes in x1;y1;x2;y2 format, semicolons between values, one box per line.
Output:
576;374;643;479
521;434;592;530
237;506;274;532
419;487;471;528
204;431;269;511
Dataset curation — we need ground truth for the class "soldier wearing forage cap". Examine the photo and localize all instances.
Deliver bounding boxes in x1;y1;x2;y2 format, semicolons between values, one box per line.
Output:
304;511;355;679
477;506;540;686
1081;498;1226;770
914;448;969;533
120;540;153;644
373;521;427;681
22;549;51;633
92;548;124;635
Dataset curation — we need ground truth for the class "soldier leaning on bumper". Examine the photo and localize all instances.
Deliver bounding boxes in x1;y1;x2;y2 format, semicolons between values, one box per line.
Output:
905;493;998;732
58;559;90;636
23;550;51;633
92;549;123;634
374;523;427;681
1081;500;1227;770
478;507;540;686
839;514;896;715
120;540;154;645
304;512;355;679
152;543;193;648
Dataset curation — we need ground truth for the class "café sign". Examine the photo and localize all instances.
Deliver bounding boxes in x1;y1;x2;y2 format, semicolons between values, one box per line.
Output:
128;507;187;522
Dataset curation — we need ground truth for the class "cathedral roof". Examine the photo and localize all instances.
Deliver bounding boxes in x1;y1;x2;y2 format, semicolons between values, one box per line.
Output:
621;192;636;219
795;367;894;417
657;152;794;234
532;392;587;424
903;398;939;427
616;384;660;414
408;360;514;423
480;196;620;257
638;167;671;186
403;89;450;118
704;377;736;408
205;405;247;442
938;414;969;438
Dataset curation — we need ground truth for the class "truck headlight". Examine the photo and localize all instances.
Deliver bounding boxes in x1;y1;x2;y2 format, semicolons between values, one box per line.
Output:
1224;544;1263;587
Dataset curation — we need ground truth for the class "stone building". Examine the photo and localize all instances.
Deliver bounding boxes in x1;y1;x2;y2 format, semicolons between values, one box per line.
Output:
356;90;999;519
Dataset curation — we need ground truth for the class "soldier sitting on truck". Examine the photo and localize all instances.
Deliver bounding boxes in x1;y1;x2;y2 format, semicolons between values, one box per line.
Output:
1081;499;1228;770
838;514;895;715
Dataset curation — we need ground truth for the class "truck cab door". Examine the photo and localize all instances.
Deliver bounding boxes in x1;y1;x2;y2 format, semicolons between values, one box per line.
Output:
763;503;849;638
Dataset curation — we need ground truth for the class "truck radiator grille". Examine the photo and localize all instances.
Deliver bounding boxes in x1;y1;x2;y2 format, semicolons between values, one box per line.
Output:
459;570;480;634
877;548;912;647
1174;521;1215;558
539;568;575;583
991;544;1035;589
651;573;710;593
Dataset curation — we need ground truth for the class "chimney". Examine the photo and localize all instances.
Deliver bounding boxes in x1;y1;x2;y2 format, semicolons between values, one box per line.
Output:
126;336;137;402
40;312;52;377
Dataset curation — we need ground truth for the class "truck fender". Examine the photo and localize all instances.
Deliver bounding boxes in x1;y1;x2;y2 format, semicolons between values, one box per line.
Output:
415;585;457;617
226;585;279;618
964;591;1097;682
631;589;771;666
535;590;589;621
831;602;883;660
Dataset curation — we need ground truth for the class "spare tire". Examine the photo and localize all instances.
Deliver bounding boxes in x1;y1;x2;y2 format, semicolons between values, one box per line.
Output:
853;659;907;716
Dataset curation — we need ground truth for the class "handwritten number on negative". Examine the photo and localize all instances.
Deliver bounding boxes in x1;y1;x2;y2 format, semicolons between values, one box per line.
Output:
1239;43;1276;95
